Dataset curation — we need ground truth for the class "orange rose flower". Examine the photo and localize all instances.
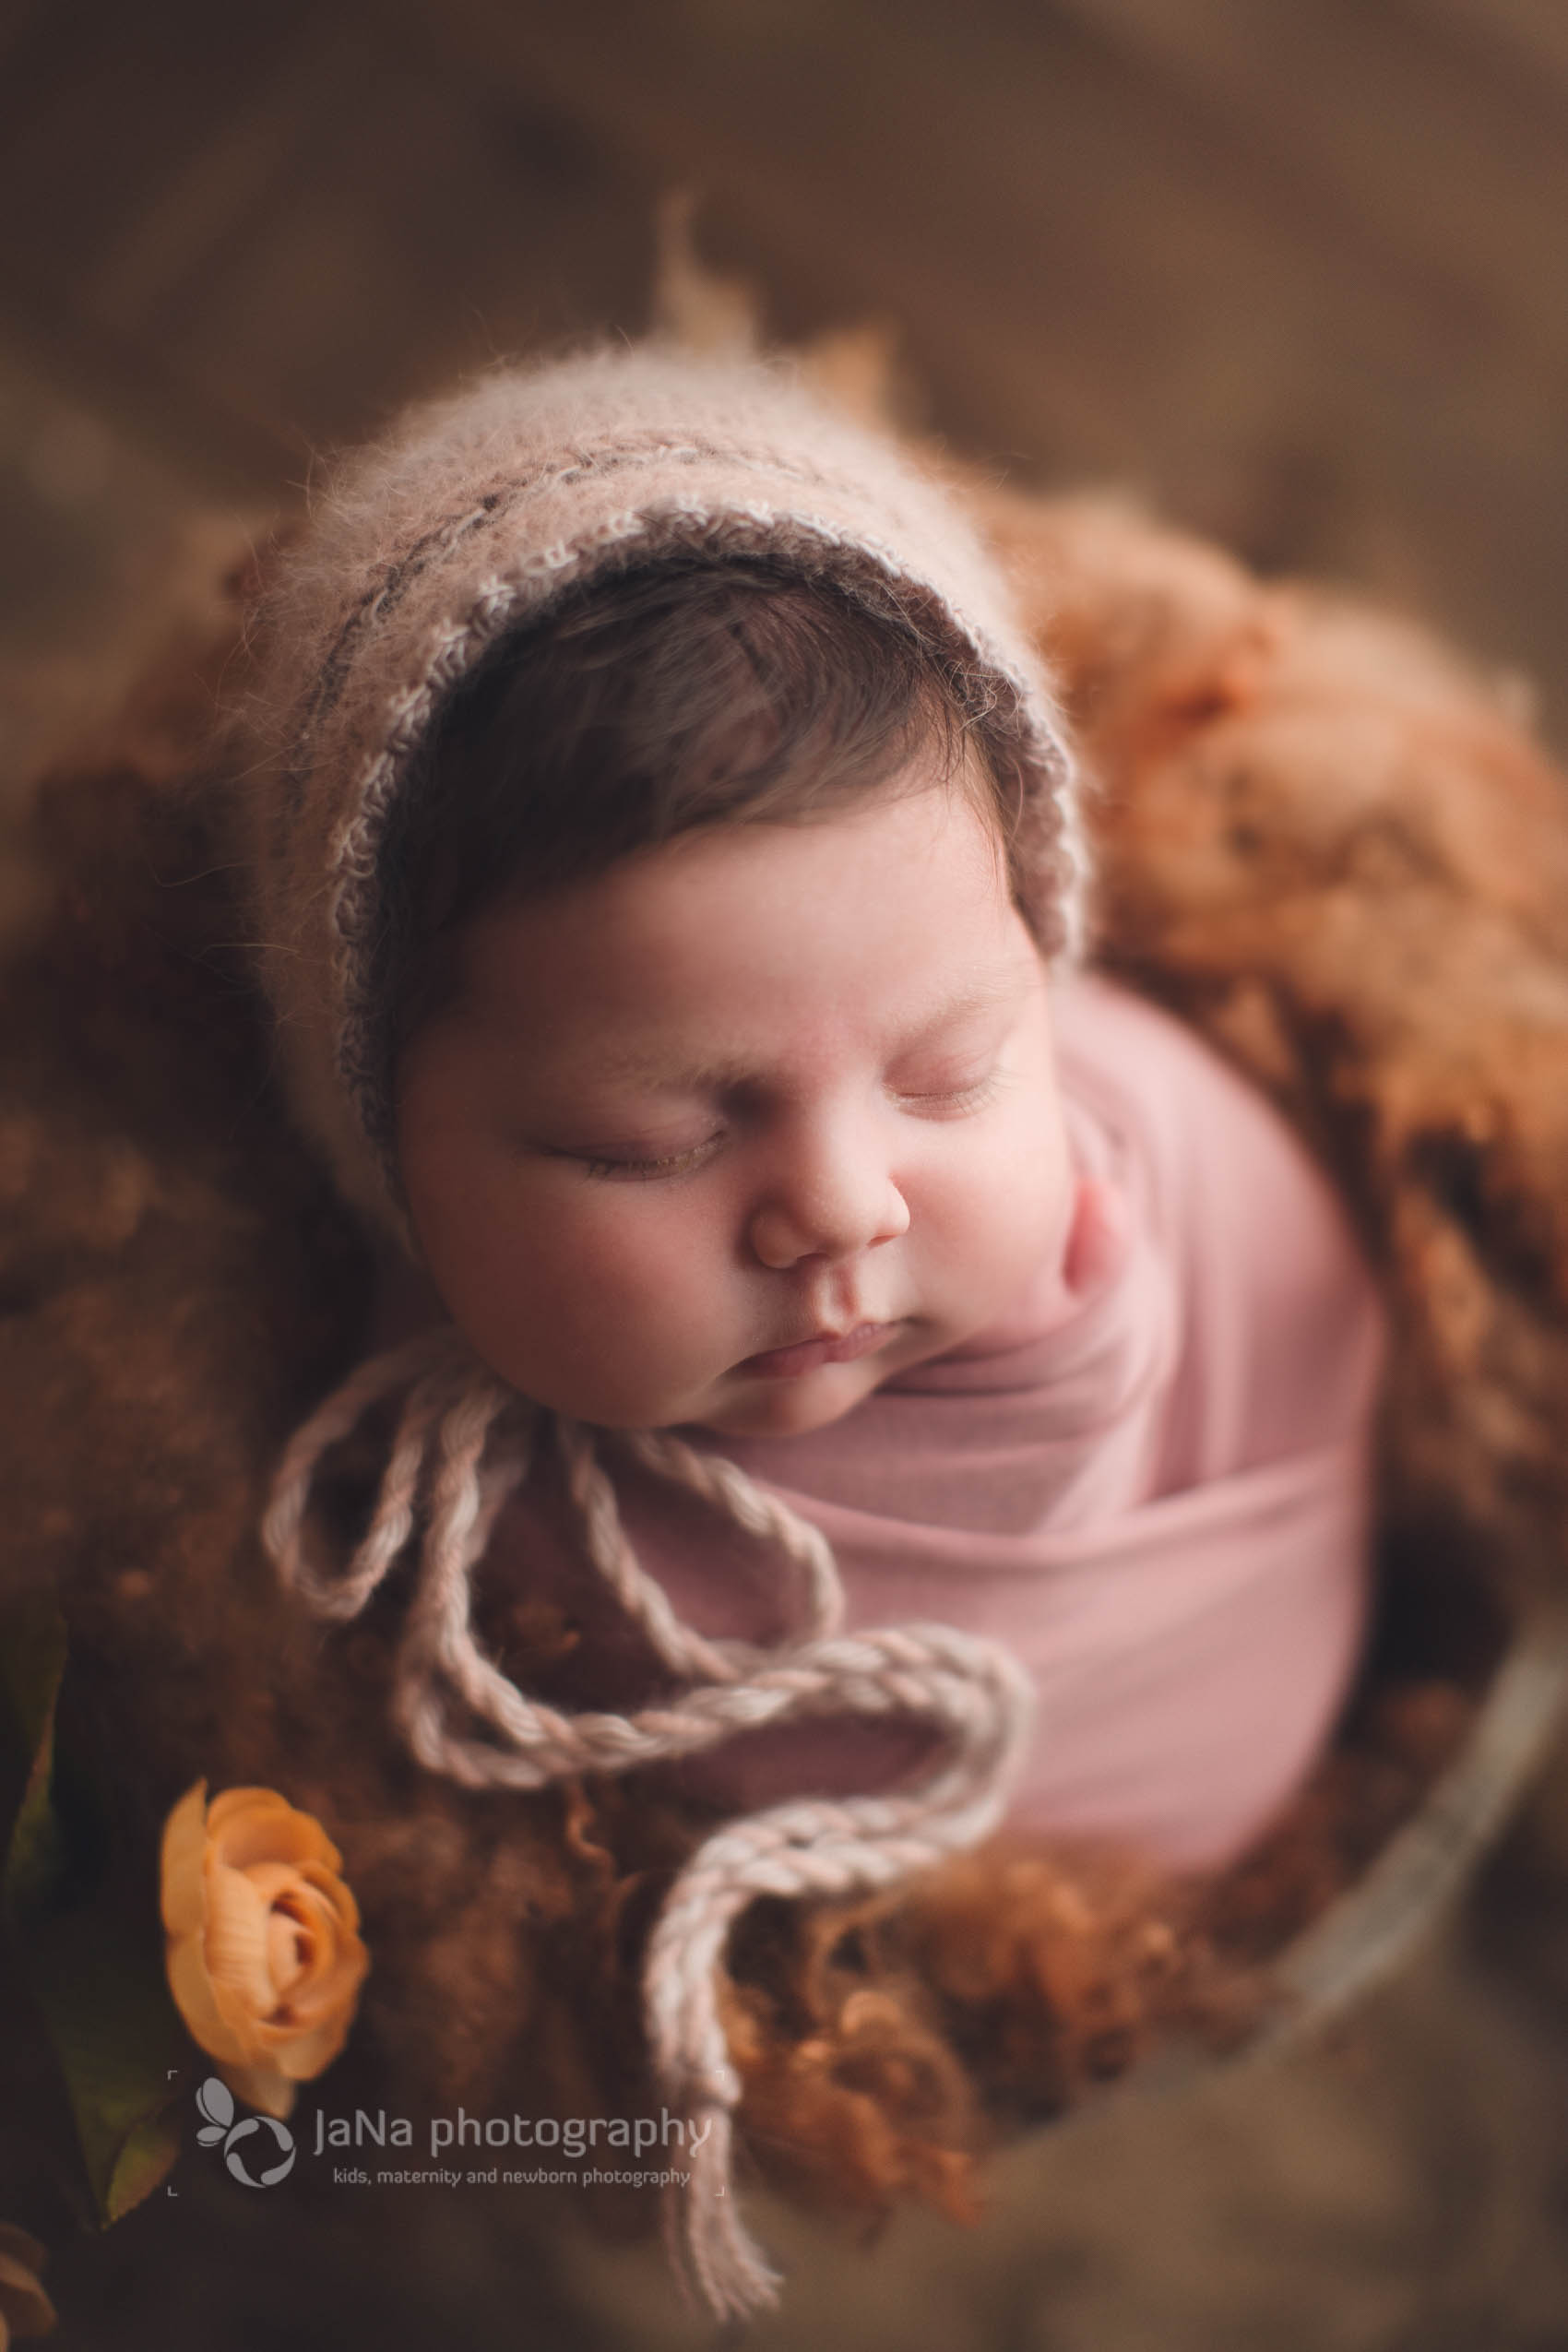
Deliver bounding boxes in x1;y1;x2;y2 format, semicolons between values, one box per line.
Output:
160;1781;369;2120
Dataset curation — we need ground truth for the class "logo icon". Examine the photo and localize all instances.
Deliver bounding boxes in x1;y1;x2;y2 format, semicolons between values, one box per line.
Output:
195;2076;297;2187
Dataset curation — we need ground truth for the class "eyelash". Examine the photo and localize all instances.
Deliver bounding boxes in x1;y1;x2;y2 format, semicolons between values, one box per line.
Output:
574;1071;1004;1182
577;1137;723;1182
897;1068;1004;1118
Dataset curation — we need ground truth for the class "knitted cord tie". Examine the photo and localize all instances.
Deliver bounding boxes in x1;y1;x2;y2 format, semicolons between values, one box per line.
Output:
263;1327;1035;2322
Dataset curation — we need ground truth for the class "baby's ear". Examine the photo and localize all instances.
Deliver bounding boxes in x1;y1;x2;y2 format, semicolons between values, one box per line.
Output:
1062;1175;1129;1301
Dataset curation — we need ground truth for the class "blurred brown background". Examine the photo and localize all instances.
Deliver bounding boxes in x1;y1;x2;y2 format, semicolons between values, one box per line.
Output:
6;2;1568;2344
3;0;1568;735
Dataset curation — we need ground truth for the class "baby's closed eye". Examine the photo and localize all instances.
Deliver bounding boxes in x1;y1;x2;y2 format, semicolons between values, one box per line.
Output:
550;1131;727;1182
890;1062;1007;1116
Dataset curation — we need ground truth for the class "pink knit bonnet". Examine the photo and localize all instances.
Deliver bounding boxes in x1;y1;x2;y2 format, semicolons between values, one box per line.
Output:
239;342;1087;1229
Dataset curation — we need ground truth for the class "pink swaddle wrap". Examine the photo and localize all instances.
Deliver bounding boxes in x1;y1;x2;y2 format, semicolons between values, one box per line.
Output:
421;971;1387;1872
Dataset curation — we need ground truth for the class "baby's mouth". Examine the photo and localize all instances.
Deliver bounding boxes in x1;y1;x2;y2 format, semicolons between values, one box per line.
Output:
736;1322;898;1380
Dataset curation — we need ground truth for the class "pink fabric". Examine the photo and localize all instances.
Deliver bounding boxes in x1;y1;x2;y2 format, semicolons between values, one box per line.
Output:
433;973;1388;1871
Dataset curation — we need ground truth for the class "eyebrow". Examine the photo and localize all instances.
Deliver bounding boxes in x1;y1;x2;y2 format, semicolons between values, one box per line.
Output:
589;964;1038;1094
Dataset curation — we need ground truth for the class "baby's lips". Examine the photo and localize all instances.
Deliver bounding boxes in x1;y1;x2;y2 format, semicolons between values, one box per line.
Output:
1063;1174;1130;1297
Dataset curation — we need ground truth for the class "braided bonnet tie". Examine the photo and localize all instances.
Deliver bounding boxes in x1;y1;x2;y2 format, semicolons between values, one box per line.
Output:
262;1326;1035;2322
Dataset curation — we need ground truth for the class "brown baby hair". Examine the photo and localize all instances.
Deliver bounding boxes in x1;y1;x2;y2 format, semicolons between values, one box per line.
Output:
377;552;1037;1068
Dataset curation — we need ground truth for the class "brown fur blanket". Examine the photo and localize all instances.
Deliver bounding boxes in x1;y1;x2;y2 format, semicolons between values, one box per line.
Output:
3;483;1566;2240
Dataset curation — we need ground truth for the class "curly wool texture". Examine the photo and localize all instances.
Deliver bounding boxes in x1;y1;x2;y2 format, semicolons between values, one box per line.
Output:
2;481;1564;2233
975;488;1568;1584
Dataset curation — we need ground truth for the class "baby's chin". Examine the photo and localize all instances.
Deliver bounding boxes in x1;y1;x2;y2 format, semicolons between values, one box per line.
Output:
687;1360;894;1442
687;1328;940;1442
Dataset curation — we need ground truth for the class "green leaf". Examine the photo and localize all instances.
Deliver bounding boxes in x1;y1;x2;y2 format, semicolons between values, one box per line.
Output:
21;1905;185;2221
0;1600;67;1764
0;1598;69;1921
0;1604;184;2225
103;2100;184;2225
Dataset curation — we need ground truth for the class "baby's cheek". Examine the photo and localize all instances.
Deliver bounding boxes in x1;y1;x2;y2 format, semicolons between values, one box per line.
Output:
955;1122;1062;1265
529;1196;743;1415
973;1159;1066;1326
566;1194;725;1314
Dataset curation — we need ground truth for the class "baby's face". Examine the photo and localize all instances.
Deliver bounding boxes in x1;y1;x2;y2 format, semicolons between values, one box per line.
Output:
395;766;1073;1438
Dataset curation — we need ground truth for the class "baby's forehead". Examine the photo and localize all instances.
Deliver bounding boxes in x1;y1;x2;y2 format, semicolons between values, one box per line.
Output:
469;747;1005;929
430;786;1041;1074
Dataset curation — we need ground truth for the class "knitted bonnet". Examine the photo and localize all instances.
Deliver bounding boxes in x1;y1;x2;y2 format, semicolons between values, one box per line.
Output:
246;345;1086;2321
240;341;1087;1232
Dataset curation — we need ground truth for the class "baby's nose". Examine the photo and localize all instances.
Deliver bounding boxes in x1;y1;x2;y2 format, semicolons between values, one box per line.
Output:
747;1146;909;1271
